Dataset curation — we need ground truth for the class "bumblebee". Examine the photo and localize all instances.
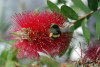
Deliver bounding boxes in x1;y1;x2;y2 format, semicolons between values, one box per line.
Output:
49;24;61;39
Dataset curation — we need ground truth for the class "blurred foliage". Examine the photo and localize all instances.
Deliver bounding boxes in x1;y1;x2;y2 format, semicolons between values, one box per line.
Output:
0;48;17;67
39;56;60;67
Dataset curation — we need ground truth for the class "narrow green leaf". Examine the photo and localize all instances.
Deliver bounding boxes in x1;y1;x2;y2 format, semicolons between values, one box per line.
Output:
82;19;91;44
66;47;73;59
88;0;98;11
61;5;78;20
72;0;91;13
47;0;60;12
93;11;100;38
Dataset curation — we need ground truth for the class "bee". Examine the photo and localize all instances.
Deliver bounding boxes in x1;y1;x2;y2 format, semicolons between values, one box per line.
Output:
49;24;61;39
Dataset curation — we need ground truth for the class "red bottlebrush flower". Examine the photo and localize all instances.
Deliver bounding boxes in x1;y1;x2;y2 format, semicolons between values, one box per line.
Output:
83;41;100;62
12;11;72;59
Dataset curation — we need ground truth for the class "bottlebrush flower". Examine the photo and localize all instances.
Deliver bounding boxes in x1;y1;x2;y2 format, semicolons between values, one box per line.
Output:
12;11;72;59
83;41;100;62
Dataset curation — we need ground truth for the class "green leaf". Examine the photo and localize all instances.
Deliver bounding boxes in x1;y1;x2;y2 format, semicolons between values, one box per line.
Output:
88;0;98;11
47;0;60;12
61;5;78;20
93;11;100;38
70;19;84;32
72;0;91;13
82;19;91;44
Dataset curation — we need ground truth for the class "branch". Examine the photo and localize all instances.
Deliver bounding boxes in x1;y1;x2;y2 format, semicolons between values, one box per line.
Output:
70;7;100;27
69;11;94;27
60;11;94;33
61;8;100;33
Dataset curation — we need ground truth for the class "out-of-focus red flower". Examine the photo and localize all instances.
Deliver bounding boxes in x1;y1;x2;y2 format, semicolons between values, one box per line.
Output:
12;11;72;59
83;41;100;62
